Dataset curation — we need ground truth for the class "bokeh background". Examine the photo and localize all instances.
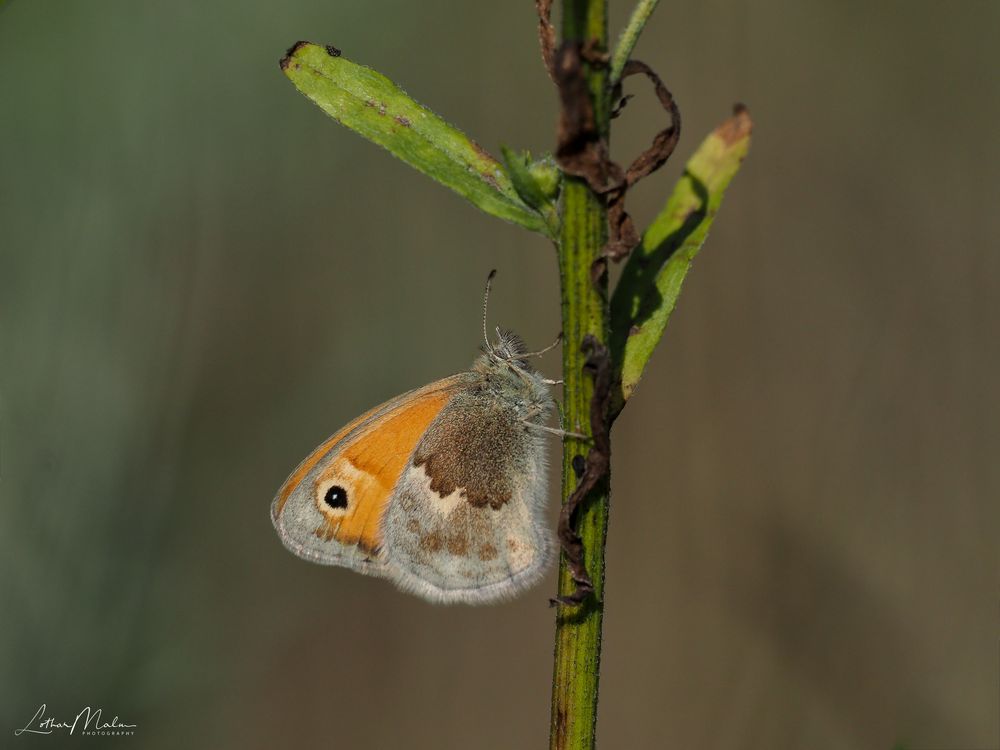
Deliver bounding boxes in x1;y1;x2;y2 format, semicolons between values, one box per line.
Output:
1;1;996;748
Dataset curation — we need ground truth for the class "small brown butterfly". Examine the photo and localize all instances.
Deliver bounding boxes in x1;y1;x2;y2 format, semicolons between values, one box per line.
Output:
271;272;565;604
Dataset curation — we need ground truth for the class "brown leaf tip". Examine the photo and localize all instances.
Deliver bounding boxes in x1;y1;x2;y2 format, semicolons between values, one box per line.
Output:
280;41;311;71
716;103;753;145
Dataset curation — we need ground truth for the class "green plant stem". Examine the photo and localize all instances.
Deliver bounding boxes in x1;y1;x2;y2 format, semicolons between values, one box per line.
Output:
609;0;661;86
550;1;610;749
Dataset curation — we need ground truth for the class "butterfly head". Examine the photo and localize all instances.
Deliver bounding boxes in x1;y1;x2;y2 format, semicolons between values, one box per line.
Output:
478;270;560;380
486;327;529;366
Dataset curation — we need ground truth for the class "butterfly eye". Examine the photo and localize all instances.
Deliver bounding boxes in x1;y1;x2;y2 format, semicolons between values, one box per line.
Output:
323;485;348;510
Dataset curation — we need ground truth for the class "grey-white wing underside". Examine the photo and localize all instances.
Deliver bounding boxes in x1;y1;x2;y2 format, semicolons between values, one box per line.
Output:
380;393;554;604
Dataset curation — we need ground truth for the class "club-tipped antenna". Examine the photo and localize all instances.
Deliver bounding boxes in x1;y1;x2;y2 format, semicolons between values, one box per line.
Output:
482;269;497;354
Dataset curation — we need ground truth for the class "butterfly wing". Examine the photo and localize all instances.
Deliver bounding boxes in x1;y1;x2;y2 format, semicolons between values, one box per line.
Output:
271;375;470;576
380;380;555;604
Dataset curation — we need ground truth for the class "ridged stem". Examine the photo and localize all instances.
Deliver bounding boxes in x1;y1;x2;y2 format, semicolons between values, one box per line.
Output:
549;1;610;748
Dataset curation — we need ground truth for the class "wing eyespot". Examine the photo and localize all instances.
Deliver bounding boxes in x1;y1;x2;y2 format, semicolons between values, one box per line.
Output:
323;485;348;509
315;479;349;515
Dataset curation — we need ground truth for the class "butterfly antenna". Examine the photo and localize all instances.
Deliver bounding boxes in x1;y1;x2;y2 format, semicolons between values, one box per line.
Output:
482;269;497;354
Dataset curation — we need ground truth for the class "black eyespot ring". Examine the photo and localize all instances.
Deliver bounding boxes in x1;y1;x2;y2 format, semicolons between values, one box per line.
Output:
323;485;348;509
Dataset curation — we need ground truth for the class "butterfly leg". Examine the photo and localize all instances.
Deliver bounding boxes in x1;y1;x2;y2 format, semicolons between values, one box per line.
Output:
522;420;590;441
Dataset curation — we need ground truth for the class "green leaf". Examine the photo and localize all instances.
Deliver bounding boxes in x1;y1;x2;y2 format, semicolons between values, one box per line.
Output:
500;147;549;210
281;42;552;236
610;105;753;415
500;146;559;234
609;0;662;86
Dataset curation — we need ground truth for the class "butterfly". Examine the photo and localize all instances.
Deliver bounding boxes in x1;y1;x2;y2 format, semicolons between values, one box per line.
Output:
271;271;566;604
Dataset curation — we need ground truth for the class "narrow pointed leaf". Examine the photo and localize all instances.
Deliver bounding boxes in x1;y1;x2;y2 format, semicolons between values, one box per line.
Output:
281;42;552;236
610;106;753;414
609;0;662;86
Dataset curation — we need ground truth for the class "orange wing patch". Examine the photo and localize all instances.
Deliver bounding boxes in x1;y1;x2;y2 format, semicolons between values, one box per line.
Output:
274;386;455;555
273;402;385;518
313;392;450;552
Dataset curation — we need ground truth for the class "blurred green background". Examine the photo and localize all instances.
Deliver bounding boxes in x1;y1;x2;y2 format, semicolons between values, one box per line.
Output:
1;1;996;748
